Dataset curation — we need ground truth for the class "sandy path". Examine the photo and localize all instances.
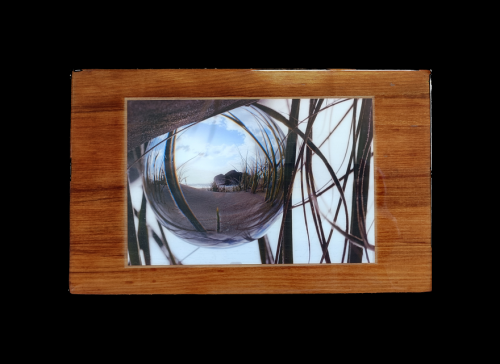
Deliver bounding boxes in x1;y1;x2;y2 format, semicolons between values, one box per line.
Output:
147;182;282;247
180;184;268;233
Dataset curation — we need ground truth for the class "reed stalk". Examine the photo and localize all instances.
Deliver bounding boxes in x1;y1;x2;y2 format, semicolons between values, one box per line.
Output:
164;131;207;233
279;99;300;264
258;235;274;264
348;98;373;263
137;192;151;265
127;183;141;265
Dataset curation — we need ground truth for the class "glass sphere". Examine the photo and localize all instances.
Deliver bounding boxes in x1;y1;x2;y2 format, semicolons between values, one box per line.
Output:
142;106;286;248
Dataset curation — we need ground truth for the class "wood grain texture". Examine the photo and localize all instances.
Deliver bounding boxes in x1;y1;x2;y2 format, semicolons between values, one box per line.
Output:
70;69;431;294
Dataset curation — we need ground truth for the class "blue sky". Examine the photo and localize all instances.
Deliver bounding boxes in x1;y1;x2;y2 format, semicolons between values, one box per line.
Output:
174;108;282;186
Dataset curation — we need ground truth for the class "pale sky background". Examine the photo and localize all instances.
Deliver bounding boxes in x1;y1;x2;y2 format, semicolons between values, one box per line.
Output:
129;99;375;265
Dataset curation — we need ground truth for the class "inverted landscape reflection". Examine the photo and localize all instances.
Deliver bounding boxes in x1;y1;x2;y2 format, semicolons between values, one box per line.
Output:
143;106;286;247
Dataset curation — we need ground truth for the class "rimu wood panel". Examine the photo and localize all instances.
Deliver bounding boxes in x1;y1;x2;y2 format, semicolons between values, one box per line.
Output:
70;69;431;293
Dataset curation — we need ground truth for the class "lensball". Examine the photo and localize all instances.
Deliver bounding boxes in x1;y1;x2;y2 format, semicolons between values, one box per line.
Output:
142;106;286;248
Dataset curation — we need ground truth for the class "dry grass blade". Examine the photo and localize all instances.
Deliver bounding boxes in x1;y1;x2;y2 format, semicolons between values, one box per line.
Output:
258;235;274;264
297;98;351;126
275;135;307;263
251;162;258;194
279;99;300;264
348;99;373;263
318;103;354;149
299;141;311;263
292;168;353;209
323;99;358;263
127;183;142;265
253;103;350;241
158;221;181;265
305;158;330;262
128;123;195;171
137;192;151;265
251;107;287;201
224;111;283;200
303;99;330;263
222;112;273;166
258;100;347;264
151;231;174;265
164;131;207;233
319;212;373;250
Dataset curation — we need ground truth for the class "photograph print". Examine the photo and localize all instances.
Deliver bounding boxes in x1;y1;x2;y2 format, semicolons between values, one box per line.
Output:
127;98;375;265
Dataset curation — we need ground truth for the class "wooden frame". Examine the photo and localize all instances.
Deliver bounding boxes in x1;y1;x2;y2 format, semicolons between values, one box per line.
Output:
70;69;431;294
